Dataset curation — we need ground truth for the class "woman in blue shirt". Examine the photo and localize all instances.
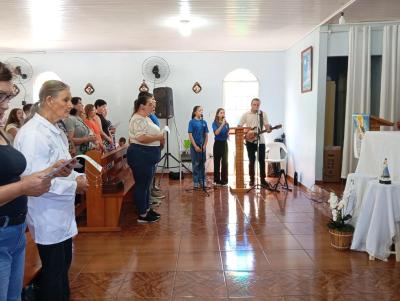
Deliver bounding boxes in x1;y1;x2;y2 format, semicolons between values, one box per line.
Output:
188;106;208;189
212;108;229;186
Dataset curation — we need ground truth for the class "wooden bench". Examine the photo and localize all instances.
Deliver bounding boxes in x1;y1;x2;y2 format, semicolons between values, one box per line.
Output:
77;145;134;232
23;231;41;287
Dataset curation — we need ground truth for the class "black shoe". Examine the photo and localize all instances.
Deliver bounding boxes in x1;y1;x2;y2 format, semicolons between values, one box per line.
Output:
137;213;160;223
249;180;255;187
148;208;161;218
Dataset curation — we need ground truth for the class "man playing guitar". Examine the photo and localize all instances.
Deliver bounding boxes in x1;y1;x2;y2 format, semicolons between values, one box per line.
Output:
238;98;271;188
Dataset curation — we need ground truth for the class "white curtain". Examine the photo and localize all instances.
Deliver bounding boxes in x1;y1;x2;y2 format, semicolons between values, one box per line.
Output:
379;24;400;129
341;26;371;178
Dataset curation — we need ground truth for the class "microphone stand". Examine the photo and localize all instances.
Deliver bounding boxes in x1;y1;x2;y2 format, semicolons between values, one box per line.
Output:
199;114;210;196
247;110;272;193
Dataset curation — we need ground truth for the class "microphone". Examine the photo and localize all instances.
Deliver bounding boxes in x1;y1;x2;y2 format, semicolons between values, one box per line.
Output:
200;114;203;119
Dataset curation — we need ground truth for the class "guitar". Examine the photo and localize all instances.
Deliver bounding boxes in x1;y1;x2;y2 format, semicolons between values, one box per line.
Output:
245;124;282;142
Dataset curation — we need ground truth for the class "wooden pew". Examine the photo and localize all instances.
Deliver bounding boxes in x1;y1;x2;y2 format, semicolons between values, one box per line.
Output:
78;145;134;232
23;231;41;287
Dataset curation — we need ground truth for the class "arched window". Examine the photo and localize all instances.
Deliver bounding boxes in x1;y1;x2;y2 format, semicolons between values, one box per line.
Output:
33;71;62;101
223;69;259;176
223;68;259;125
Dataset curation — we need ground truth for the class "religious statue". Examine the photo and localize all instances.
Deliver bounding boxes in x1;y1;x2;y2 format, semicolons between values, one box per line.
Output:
379;158;391;184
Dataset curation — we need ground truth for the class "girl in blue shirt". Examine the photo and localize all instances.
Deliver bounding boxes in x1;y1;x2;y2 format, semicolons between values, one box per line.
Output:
212;108;229;186
188;106;209;189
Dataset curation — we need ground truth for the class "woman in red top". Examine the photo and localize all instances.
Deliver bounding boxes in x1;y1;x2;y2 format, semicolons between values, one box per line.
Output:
84;104;104;152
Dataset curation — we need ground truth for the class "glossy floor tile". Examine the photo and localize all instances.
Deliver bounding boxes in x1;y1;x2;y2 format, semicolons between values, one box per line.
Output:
68;177;400;300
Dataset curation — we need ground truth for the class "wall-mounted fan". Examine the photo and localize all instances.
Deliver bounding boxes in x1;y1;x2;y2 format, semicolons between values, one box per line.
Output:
6;57;34;84
142;56;170;88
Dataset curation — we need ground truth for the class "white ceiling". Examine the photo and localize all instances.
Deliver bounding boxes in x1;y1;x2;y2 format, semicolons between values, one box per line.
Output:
327;0;400;24
0;0;399;52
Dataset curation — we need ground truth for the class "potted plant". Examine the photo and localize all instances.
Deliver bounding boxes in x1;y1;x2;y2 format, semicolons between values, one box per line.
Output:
327;184;355;250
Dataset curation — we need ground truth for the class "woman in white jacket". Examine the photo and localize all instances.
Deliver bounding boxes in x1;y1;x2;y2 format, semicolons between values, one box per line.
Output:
14;80;88;301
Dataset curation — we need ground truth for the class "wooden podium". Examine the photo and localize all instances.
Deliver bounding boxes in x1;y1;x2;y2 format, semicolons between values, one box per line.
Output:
229;127;251;193
369;115;394;131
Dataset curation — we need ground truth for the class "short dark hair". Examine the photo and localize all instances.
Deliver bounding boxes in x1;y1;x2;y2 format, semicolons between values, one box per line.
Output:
119;137;126;143
94;99;107;108
134;95;152;113
138;91;153;98
71;97;82;106
69;108;78;116
23;103;33;114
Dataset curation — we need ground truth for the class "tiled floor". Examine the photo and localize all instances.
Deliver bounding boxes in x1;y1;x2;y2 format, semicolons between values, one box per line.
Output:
70;177;400;301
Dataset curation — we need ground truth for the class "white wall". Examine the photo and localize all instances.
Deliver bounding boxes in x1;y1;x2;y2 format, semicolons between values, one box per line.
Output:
323;24;386;57
284;29;321;188
0;51;285;170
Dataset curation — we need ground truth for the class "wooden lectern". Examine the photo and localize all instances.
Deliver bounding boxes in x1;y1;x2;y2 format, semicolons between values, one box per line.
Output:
369;115;394;131
229;127;251;193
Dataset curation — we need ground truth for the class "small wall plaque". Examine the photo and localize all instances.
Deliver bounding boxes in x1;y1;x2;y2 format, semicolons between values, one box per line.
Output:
192;82;202;94
84;83;95;95
139;80;149;92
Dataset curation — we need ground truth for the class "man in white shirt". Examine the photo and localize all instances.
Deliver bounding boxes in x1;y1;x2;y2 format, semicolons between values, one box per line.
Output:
238;98;271;188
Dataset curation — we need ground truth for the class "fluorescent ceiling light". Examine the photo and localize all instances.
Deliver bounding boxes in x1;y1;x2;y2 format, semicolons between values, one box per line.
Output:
163;0;207;37
31;0;62;42
163;16;207;37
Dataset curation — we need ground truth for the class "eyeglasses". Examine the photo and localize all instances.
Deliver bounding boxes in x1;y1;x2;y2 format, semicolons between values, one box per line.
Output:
0;91;15;103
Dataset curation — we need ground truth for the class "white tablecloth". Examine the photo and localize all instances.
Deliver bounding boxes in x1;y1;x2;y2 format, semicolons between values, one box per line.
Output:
356;131;400;181
351;180;400;260
343;173;377;226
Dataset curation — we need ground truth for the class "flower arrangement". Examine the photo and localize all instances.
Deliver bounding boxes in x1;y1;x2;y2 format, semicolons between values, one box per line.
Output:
327;180;355;233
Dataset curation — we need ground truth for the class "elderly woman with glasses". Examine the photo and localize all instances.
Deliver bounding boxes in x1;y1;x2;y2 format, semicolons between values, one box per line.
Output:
0;62;73;301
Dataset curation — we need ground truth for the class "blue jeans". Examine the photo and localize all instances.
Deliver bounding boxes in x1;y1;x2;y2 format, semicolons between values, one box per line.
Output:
190;146;206;185
127;144;161;215
0;223;26;301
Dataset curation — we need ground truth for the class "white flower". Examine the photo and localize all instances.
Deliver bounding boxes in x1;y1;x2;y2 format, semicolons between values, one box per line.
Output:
328;192;338;209
332;209;338;221
337;200;346;210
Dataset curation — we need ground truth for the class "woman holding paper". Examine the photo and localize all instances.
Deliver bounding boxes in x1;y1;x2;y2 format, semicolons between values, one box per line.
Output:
14;80;88;301
128;93;164;223
0;63;73;301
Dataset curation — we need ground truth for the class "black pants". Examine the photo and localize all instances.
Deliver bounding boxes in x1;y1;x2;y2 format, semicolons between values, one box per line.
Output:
74;157;85;204
245;142;266;181
213;140;228;184
37;238;72;301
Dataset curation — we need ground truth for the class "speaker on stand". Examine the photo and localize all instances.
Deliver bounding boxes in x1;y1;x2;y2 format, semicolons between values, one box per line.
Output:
154;87;191;182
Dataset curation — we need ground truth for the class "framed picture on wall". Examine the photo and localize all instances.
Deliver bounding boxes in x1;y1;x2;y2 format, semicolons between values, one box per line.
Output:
301;46;313;93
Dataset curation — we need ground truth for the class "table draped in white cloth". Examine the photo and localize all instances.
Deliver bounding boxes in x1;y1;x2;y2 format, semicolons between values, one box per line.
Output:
356;131;400;181
343;173;377;226
351;180;400;260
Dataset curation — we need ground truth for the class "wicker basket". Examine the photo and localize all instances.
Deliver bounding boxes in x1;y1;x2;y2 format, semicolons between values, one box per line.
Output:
329;229;353;250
